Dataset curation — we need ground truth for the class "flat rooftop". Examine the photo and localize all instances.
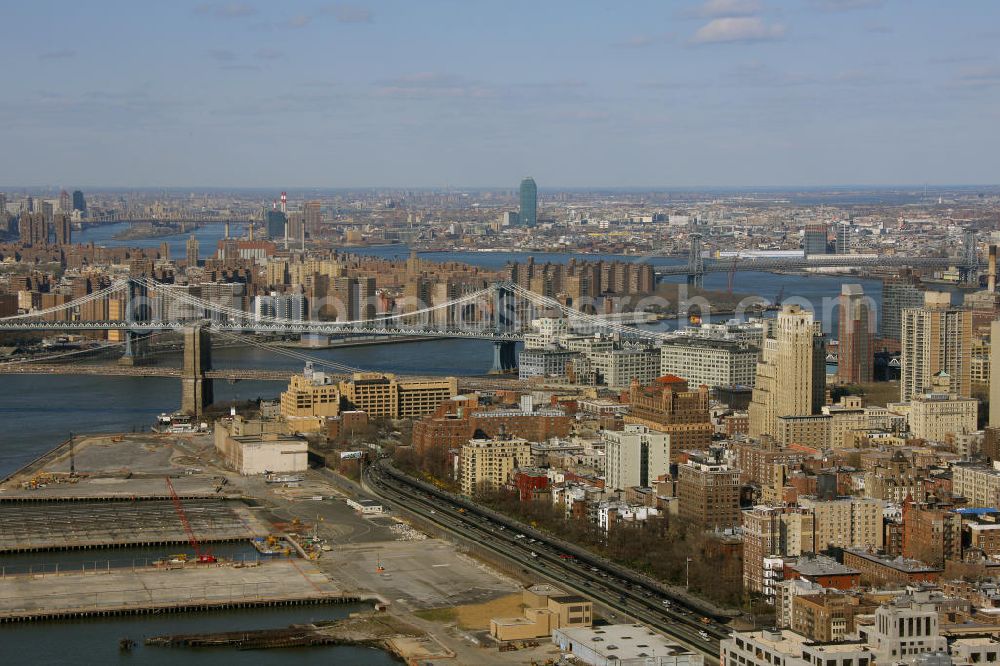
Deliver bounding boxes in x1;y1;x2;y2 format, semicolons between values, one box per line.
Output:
791;555;861;577
556;623;697;659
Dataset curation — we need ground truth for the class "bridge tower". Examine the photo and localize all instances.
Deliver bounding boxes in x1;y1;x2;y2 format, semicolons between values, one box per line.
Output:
181;324;213;417
490;282;518;374
960;228;980;285
687;233;705;288
119;279;151;366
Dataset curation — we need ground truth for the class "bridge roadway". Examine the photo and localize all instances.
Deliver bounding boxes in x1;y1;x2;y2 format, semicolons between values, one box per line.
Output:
653;254;956;276
0;362;530;391
364;460;730;663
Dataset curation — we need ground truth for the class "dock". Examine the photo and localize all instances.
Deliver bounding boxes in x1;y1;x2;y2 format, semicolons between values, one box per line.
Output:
0;499;261;553
0;559;360;623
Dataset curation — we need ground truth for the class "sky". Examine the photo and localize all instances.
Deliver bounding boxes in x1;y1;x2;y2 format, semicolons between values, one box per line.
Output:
2;0;999;189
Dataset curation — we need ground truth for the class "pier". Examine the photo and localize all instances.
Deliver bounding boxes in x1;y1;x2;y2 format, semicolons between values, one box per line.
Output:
0;559;357;623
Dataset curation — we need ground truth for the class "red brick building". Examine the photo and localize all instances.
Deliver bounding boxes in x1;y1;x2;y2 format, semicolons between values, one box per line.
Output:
512;468;550;501
623;376;713;450
412;397;571;455
784;555;861;590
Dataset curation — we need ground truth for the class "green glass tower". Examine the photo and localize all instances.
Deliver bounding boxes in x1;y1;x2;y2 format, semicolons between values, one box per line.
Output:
519;177;537;227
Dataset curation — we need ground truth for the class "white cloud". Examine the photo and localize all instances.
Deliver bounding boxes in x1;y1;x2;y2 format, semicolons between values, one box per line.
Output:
688;0;763;18
690;17;786;44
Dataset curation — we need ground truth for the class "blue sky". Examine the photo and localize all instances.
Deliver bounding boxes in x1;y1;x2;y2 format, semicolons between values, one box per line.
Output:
3;0;999;188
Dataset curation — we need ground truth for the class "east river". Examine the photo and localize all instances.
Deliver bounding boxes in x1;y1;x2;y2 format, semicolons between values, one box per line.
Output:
3;222;887;478
0;222;890;659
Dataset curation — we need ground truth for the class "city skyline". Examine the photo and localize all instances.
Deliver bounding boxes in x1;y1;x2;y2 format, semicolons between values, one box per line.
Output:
3;1;1000;188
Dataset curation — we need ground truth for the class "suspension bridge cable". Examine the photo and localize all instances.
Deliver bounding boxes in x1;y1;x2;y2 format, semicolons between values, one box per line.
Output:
206;328;366;374
0;280;128;321
133;276;497;329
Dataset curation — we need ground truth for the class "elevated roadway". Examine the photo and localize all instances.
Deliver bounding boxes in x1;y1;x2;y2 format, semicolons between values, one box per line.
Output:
364;460;734;663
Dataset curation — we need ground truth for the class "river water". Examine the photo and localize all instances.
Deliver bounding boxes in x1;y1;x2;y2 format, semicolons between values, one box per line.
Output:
0;223;886;658
0;602;400;665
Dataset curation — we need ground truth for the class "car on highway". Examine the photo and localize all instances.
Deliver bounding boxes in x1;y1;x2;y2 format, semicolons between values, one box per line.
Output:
699;630;711;641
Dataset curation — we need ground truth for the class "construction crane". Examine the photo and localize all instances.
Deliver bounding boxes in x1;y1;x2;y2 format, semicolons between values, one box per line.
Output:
165;477;217;563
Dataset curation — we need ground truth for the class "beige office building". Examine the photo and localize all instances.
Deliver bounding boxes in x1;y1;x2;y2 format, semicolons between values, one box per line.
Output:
340;372;457;419
280;370;341;418
776;415;831;449
749;306;827;438
906;393;978;442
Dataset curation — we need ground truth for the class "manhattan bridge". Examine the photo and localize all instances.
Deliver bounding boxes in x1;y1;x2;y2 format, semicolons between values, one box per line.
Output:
0;235;976;414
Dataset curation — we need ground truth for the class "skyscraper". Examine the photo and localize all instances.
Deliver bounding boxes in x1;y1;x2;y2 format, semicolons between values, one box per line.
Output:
265;209;287;239
72;190;86;213
519;177;537;227
837;284;873;384
881;274;924;341
803;224;828;255
900;291;972;401
58;190;71;213
749;305;827;438
185;234;200;267
835;222;851;254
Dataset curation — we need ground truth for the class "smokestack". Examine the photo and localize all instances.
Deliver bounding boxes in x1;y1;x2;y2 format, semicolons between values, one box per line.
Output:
272;200;277;210
249;224;254;241
989;245;997;293
224;222;230;239
280;192;287;214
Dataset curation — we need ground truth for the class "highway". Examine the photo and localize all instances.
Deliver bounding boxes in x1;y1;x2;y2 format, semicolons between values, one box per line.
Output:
364;459;730;663
0;363;533;391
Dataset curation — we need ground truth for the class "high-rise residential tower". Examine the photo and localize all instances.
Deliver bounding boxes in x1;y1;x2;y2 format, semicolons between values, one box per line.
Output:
185;234;200;267
837;284;873;384
900;291;972;401
52;212;72;246
303;201;322;237
748;305;827;438
72;190;86;213
519;177;537;227
881;274;924;342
